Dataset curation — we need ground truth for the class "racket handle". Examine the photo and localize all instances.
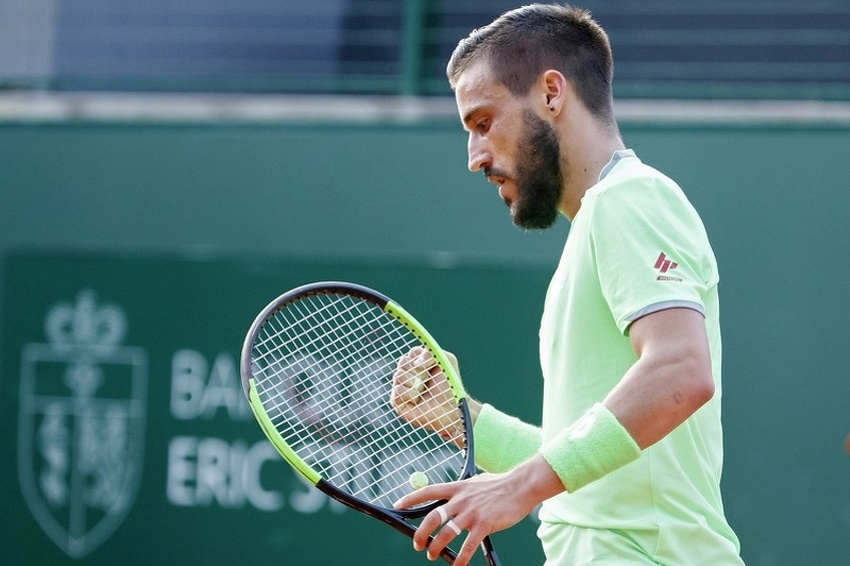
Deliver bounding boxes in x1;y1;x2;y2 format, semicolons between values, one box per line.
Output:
480;536;502;566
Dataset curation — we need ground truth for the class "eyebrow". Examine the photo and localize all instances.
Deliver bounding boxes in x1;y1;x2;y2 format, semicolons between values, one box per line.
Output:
460;105;488;130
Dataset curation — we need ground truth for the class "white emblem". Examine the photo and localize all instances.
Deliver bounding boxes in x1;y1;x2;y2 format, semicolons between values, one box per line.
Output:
18;289;147;558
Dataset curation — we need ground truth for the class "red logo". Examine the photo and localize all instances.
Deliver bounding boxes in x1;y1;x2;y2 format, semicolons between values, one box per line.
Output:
654;252;682;281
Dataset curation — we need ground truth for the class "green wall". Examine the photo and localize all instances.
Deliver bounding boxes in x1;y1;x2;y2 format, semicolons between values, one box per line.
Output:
1;117;848;564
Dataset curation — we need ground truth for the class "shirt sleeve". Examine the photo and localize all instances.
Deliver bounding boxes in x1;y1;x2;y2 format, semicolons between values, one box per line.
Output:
588;177;718;334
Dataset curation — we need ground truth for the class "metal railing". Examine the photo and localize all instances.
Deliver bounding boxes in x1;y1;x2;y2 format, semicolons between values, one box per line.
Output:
1;0;849;100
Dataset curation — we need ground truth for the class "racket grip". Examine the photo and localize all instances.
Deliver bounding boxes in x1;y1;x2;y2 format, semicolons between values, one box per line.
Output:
480;536;502;566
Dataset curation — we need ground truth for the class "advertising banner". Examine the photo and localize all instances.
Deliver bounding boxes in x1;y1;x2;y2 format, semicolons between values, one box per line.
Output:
1;251;548;565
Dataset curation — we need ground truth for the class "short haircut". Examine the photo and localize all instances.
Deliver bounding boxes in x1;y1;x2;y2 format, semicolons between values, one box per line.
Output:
447;4;615;123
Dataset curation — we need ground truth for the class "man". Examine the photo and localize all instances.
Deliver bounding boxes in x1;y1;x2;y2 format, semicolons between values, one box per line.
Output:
392;4;743;565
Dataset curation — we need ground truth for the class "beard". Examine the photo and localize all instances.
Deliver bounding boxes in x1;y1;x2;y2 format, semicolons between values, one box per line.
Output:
508;110;564;230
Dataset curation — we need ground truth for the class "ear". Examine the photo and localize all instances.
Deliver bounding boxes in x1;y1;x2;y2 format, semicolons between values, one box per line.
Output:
540;70;568;116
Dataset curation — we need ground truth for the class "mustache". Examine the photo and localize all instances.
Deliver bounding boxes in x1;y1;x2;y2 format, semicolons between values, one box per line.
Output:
483;166;510;179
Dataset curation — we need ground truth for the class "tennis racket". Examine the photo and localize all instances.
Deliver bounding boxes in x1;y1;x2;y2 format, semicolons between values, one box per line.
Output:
240;281;501;565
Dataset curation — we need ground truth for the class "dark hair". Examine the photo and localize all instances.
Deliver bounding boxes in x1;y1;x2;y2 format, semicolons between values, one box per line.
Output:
447;4;615;123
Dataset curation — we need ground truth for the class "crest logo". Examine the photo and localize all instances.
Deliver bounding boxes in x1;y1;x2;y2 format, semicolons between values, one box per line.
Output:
18;290;148;558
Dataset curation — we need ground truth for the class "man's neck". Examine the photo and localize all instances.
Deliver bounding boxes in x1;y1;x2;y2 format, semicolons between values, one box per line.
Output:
560;134;625;221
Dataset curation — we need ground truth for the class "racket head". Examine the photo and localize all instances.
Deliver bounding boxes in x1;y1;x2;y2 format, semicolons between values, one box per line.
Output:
240;281;474;517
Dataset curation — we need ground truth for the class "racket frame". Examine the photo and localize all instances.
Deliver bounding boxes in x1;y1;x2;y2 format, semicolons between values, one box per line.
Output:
240;281;498;564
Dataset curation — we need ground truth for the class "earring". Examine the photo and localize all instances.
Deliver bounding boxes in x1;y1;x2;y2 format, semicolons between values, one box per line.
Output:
549;106;555;112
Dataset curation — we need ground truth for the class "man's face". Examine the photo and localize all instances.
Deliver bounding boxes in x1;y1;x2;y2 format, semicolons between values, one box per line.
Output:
455;62;564;229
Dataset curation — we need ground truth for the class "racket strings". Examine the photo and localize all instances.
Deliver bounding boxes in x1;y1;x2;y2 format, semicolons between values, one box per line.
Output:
257;326;462;502
253;294;366;367
251;292;467;508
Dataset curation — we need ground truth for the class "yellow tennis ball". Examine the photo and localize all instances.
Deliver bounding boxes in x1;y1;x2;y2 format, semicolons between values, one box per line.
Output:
409;471;429;489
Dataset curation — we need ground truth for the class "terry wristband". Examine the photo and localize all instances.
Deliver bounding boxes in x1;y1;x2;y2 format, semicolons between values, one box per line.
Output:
538;403;641;493
473;403;542;473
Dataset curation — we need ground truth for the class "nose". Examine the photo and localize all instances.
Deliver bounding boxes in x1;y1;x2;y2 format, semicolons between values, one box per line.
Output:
467;133;491;173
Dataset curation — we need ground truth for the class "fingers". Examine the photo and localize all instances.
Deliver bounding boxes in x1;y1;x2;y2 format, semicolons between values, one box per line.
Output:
394;486;452;552
394;481;493;566
390;348;466;449
425;515;461;559
391;348;432;407
416;504;481;566
414;504;457;554
393;482;439;511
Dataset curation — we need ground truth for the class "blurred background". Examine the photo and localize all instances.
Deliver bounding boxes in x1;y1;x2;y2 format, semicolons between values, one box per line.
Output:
1;1;848;564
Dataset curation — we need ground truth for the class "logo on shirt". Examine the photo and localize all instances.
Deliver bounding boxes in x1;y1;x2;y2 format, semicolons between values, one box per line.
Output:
654;252;683;282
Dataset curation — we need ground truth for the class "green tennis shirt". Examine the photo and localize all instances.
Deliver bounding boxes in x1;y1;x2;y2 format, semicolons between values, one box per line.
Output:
474;150;742;562
538;150;740;561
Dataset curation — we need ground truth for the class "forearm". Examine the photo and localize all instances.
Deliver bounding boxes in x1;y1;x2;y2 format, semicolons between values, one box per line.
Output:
475;415;633;519
473;310;712;492
603;354;713;449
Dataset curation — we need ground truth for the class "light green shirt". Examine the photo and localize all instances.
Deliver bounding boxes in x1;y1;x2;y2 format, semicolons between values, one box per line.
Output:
537;150;740;562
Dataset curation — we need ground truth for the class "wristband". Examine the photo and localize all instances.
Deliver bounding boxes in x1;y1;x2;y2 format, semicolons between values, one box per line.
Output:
473;403;542;473
538;403;641;493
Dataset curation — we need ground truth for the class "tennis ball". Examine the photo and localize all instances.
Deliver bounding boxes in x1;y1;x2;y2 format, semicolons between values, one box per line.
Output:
409;471;429;489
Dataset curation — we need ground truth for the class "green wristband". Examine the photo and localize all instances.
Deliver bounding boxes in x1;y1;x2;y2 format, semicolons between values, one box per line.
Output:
538;403;641;493
473;403;542;473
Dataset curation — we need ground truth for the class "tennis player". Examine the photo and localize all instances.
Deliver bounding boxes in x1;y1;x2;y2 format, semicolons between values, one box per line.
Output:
393;4;744;565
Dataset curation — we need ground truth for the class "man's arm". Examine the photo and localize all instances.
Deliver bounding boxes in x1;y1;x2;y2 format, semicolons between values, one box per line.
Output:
605;306;715;449
394;307;716;566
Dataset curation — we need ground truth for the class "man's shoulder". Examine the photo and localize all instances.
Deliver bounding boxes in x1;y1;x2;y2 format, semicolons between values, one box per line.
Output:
597;158;680;198
585;158;692;220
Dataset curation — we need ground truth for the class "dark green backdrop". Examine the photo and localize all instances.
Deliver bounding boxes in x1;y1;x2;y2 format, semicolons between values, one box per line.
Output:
1;117;848;564
1;252;549;565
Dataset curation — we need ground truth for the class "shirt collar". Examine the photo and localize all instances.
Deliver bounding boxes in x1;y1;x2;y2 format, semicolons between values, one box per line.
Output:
598;149;636;182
